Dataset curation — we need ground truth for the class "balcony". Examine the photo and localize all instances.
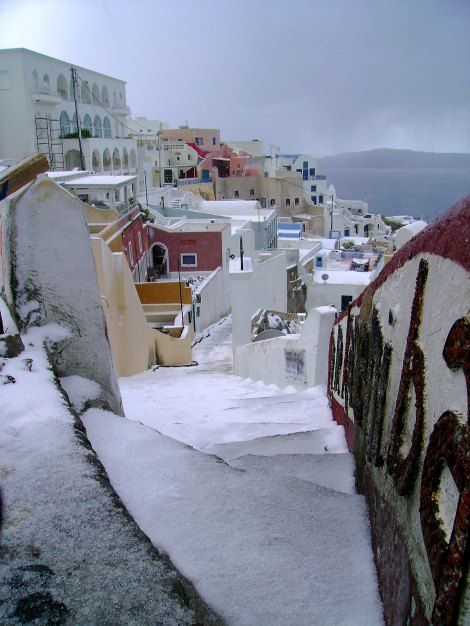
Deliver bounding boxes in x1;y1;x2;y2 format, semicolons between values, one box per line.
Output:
30;89;63;105
112;104;131;115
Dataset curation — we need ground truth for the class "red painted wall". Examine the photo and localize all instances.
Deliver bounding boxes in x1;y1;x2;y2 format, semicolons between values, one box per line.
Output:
120;209;149;279
147;225;223;272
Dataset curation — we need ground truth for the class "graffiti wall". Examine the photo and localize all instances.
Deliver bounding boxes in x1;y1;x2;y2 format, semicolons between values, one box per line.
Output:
328;197;469;625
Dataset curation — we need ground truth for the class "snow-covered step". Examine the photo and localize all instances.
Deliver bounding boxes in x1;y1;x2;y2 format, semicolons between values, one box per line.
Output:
83;411;383;626
230;452;356;495
202;427;348;462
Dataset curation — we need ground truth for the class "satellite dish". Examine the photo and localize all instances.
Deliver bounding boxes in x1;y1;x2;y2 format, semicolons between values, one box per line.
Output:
321;273;329;282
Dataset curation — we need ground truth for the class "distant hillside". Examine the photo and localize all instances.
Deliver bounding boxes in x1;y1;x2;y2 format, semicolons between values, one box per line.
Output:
317;149;470;170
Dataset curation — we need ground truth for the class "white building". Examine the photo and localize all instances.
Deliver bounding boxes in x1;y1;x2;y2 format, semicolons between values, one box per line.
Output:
279;154;329;206
324;185;391;239
394;220;428;249
0;48;138;177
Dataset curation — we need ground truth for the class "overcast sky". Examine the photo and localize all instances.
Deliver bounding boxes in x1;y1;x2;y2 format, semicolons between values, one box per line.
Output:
1;0;469;156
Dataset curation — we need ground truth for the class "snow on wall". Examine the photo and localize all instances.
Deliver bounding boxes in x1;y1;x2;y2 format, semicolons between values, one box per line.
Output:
7;176;123;415
194;267;230;333
328;196;470;625
235;306;336;389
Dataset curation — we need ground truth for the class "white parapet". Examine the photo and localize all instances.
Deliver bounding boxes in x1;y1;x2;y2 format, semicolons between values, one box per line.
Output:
234;305;337;388
229;257;254;351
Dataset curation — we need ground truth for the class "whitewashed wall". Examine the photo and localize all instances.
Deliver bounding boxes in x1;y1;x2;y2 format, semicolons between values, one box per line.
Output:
234;306;336;387
194;267;230;333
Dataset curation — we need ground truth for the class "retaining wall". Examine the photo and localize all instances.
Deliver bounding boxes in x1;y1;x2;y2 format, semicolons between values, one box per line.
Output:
328;196;469;625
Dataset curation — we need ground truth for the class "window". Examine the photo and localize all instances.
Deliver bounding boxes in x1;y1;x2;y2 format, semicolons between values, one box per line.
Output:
250;189;255;196
128;241;134;266
315;257;323;268
344;229;350;237
83;114;93;134
195;137;199;145
285;165;291;171
341;295;353;311
270;199;275;206
138;231;143;253
286;198;291;206
59;111;70;137
188;154;191;160
260;198;267;208
311;185;316;192
103;116;111;138
212;137;216;145
181;253;197;267
319;195;324;204
295;198;299;205
234;190;239;198
309;167;315;177
177;156;180;161
311;196;317;204
296;168;302;173
303;161;308;168
93;115;102;138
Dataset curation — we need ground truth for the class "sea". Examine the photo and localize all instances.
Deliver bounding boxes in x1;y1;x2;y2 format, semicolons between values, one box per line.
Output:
320;167;470;223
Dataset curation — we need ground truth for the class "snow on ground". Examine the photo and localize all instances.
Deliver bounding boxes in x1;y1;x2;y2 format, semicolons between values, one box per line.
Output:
82;315;384;625
83;410;383;626
120;316;342;451
0;326;218;625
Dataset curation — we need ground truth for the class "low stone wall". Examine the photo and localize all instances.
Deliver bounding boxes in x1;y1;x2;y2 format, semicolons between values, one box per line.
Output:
328;196;469;625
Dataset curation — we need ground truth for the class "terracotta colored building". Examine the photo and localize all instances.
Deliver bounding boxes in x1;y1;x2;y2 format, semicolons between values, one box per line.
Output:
146;221;230;275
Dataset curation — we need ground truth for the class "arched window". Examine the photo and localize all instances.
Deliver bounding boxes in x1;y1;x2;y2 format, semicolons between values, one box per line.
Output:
130;148;137;171
42;74;50;93
103;116;111;138
93;115;102;138
71;112;78;134
103;148;111;171
92;149;102;172
57;74;68;100
112;148;121;171
101;86;110;107
81;80;91;104
83;114;93;135
92;83;100;103
32;70;38;92
60;111;70;137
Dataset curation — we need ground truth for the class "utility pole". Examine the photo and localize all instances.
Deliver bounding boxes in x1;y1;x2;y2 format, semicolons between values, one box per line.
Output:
158;122;163;188
330;194;334;239
144;170;149;205
70;67;85;170
177;257;183;323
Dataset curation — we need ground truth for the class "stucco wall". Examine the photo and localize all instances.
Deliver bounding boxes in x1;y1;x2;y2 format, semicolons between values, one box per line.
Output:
235;306;336;388
8;177;123;414
328;196;470;625
92;237;192;374
147;225;223;273
194;267;230;333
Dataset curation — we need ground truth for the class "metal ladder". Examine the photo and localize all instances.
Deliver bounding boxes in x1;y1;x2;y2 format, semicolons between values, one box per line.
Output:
35;115;65;170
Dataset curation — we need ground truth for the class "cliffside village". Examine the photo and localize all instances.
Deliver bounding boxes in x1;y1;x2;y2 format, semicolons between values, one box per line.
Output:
0;48;427;379
1;48;467;626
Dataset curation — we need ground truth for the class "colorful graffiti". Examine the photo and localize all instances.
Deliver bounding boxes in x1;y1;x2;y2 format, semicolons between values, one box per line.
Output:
328;197;470;625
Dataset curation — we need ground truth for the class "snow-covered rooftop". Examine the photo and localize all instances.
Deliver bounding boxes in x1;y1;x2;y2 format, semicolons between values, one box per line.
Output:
62;174;138;189
313;269;373;285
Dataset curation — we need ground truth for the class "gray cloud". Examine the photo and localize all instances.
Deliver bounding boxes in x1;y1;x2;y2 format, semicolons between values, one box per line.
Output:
1;0;469;155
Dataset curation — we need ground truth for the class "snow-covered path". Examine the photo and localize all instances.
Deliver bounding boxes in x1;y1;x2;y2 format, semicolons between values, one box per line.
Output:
83;317;383;625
